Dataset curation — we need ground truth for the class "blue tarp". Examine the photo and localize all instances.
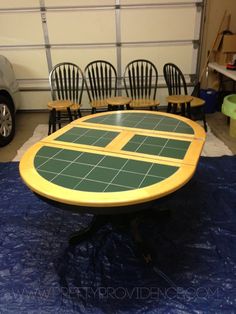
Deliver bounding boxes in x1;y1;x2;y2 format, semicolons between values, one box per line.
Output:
0;156;236;313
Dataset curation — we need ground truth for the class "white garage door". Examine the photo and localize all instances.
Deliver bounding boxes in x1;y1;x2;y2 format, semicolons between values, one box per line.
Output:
0;0;204;110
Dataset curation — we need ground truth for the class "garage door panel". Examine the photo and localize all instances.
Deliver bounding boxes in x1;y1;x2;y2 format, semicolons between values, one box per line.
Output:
121;0;200;3
0;12;44;45
45;0;114;6
121;45;194;75
0;50;49;80
121;7;197;42
20;91;51;110
0;0;39;9
46;10;116;44
51;48;117;70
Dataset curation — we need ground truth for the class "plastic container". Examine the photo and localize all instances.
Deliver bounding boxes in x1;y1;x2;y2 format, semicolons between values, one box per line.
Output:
199;89;218;113
222;94;236;138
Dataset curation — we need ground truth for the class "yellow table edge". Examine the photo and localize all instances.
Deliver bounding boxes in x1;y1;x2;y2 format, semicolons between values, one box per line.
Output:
19;110;206;208
19;142;197;208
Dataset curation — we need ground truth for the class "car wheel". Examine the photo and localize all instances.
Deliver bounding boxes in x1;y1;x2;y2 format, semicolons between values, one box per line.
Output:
0;95;15;147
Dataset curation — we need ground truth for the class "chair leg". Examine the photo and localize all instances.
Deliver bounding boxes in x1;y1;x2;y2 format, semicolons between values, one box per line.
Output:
92;107;96;114
186;102;191;119
77;109;82;118
201;108;207;132
48;111;53;135
167;102;172;113
67;108;73;122
52;109;57;133
173;104;178;114
57;111;61;129
180;103;185;116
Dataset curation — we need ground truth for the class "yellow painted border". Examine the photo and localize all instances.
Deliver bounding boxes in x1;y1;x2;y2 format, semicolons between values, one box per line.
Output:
19;142;196;208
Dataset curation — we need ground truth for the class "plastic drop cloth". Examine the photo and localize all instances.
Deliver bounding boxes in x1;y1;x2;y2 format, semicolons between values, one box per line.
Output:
0;156;236;313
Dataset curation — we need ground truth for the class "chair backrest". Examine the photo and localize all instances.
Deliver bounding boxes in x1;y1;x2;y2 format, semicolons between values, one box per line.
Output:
163;63;188;96
49;62;84;104
123;59;158;100
84;60;117;102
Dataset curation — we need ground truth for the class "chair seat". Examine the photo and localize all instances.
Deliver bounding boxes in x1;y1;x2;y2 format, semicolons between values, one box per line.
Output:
129;99;160;108
69;103;81;111
166;95;205;108
106;96;132;106
190;96;205;107
166;95;193;104
47;100;73;111
91;99;108;109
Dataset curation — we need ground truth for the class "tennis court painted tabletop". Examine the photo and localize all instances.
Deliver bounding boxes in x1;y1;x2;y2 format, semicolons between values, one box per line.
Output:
19;111;206;212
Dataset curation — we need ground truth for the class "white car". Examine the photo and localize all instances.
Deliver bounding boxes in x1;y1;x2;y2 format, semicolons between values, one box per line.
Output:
0;55;20;146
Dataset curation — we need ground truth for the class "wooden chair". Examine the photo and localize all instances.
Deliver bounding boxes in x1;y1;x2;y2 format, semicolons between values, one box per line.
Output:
163;63;207;132
48;62;84;134
84;60;117;114
123;59;160;110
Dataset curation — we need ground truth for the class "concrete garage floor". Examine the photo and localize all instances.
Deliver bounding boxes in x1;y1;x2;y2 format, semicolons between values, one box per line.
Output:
0;110;235;162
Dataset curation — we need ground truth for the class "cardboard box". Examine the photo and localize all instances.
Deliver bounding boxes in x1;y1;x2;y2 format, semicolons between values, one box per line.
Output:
214;34;236;65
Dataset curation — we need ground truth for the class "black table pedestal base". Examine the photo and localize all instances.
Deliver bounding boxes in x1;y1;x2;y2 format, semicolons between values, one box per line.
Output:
69;209;172;264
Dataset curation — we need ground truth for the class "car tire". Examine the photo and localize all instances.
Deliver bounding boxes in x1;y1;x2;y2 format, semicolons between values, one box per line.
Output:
0;94;15;147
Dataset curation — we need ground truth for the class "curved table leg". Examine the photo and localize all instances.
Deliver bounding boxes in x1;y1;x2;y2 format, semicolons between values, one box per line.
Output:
69;215;108;246
130;216;152;264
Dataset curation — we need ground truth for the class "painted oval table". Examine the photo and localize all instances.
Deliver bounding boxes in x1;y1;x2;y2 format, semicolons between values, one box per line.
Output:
19;110;206;215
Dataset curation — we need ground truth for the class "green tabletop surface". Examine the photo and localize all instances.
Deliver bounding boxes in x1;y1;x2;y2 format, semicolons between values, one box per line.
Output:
83;111;194;134
19;111;206;211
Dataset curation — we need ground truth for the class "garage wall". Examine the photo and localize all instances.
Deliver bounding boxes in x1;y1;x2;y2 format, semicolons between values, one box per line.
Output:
0;0;204;110
199;0;236;88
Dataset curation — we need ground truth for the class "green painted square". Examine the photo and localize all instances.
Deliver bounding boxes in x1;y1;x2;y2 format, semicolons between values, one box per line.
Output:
55;149;82;161
122;159;152;174
38;146;62;158
75;179;108;192
99;156;128;169
162;117;179;125
149;164;178;178
69;127;89;135
104;184;132;192
160;147;186;159
167;139;190;150
76;153;104;165
81;129;100;137
52;174;80;189
122;142;140;152
56;133;79;142
175;126;194;134
129;135;146;144
135;121;157;129
112;171;144;188
155;124;175;132
86;167;118;183
137;144;163;155
62;163;93;177
139;175;163;187
93;138;112;147
37;159;69;173
120;120;137;127
145;136;167;146
85;117;104;123
34;156;48;168
37;170;57;181
73;136;98;145
104;132;118;139
56;127;118;147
